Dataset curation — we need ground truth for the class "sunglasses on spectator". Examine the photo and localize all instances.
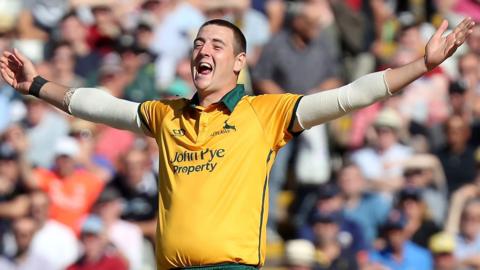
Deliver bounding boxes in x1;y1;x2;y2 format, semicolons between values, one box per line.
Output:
462;213;480;222
403;169;423;177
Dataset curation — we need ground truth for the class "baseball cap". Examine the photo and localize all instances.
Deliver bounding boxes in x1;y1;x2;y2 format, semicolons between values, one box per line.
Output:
398;187;422;202
81;215;104;235
403;154;436;171
449;80;467;95
383;210;407;230
373;108;402;131
310;211;340;224
99;52;123;76
429;232;455;254
284;239;315;267
53;137;80;158
317;184;340;200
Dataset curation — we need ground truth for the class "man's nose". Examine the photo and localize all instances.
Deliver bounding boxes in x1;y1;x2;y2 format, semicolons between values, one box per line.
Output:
198;43;212;56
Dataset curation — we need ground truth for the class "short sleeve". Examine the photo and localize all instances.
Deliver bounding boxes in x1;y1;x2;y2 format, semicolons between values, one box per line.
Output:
138;100;172;137
250;94;303;150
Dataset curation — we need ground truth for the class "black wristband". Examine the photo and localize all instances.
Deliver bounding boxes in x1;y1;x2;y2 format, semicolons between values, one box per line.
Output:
28;76;48;97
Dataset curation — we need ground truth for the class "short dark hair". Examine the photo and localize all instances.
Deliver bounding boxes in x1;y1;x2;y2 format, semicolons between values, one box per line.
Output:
199;19;247;55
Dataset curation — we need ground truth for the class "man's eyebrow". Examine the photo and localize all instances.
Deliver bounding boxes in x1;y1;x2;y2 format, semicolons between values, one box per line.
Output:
212;38;226;46
193;37;205;43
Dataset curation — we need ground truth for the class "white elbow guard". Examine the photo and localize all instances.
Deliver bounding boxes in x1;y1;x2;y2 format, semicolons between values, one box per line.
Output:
68;88;144;133
296;70;392;129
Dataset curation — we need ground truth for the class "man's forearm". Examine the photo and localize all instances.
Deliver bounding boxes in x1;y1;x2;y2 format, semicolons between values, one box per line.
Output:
294;70;391;130
385;58;429;94
294;58;431;131
37;81;72;112
35;81;145;134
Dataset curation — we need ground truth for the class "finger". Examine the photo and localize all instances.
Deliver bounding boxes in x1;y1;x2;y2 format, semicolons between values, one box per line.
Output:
13;48;28;64
0;68;14;85
6;58;21;72
433;20;449;40
3;65;16;79
0;56;10;66
455;20;476;45
7;54;22;68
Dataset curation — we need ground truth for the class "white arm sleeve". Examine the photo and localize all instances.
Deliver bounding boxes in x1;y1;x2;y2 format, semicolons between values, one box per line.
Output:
68;88;145;134
296;70;392;129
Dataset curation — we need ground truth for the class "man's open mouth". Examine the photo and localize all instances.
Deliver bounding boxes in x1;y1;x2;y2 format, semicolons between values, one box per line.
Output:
197;62;213;75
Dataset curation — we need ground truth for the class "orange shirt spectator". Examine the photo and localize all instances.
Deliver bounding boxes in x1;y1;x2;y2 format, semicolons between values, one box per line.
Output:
35;137;104;234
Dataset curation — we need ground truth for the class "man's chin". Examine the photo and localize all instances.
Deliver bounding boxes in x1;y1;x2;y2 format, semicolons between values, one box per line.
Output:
193;80;211;92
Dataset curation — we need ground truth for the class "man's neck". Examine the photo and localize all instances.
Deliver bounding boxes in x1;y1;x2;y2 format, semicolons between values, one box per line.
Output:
450;143;467;154
345;193;361;209
14;249;28;263
198;84;236;107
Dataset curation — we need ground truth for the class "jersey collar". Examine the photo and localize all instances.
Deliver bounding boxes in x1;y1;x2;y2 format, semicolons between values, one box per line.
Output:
189;84;246;112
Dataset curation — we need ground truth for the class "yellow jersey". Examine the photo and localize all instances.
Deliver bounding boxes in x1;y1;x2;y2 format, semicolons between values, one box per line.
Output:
138;85;302;269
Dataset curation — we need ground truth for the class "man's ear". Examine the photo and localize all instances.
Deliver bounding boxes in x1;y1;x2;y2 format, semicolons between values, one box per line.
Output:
233;52;246;74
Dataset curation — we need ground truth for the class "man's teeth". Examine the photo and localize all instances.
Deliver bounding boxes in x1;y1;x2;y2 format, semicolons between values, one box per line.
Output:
199;63;212;69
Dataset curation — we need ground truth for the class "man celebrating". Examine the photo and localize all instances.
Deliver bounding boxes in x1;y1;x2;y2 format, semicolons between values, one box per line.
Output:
0;18;475;269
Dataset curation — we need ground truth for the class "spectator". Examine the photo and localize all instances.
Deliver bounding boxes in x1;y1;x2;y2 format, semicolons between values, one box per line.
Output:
402;154;448;225
86;4;122;55
0;125;36;255
148;0;205;90
0;145;30;255
445;184;480;269
0;217;55;270
429;232;459;270
436;116;476;194
252;0;342;231
58;11;102;78
67;215;128;270
22;97;69;168
49;41;85;88
284;239;315;270
351;108;413;197
337;162;391;245
456;198;480;269
396;187;441;248
448;80;470;123
297;184;367;255
94;187;144;270
119;41;158;102
34;136;105;233
311;212;359;270
29;190;79;270
369;210;433;270
107;147;158;240
70;119;114;182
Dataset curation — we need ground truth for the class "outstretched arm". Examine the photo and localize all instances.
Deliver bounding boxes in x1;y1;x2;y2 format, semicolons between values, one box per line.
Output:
292;18;475;132
0;49;148;135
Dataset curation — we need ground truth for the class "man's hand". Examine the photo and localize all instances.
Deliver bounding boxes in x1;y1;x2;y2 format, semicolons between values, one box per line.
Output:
0;49;38;94
425;18;475;71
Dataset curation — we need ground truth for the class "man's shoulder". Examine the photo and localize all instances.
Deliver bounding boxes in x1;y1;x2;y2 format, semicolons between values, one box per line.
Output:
246;93;301;103
141;98;190;111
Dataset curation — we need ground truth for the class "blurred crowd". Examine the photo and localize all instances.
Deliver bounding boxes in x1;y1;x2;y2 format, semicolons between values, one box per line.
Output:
0;0;480;270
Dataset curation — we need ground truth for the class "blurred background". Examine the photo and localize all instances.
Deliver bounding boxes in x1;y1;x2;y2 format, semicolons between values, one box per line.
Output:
0;0;480;269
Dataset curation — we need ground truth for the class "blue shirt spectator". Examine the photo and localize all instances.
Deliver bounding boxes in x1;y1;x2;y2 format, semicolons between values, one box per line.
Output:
369;241;433;270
